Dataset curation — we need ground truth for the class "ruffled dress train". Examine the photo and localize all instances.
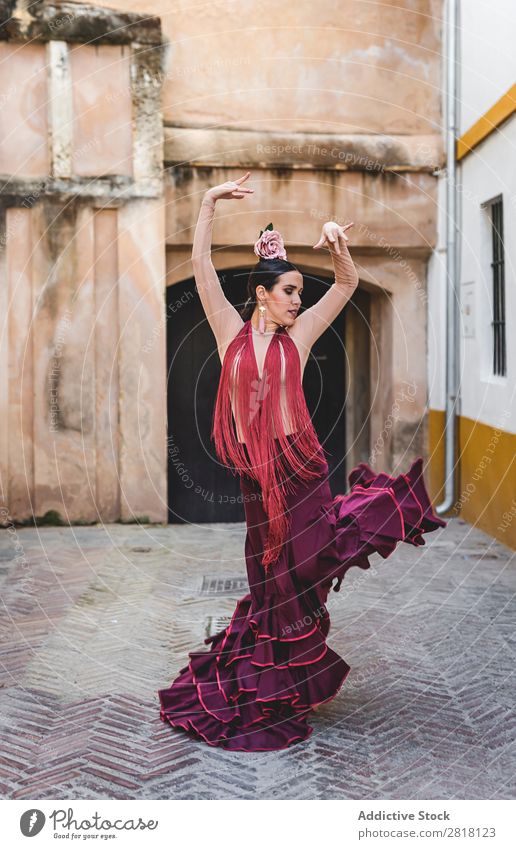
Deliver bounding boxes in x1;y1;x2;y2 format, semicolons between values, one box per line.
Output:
158;456;446;751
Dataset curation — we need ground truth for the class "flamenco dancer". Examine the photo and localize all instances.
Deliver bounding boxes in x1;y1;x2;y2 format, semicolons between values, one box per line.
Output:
158;171;447;751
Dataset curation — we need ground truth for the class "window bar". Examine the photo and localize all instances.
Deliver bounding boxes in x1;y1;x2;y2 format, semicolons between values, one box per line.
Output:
490;199;506;376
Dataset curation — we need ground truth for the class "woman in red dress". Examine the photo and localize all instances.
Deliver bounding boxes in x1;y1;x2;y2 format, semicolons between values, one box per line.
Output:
158;172;446;751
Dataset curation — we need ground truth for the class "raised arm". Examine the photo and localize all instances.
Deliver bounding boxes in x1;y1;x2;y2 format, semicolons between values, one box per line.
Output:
289;221;359;354
192;173;254;358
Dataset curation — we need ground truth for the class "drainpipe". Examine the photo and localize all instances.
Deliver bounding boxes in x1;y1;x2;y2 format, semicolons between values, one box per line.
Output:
436;0;459;516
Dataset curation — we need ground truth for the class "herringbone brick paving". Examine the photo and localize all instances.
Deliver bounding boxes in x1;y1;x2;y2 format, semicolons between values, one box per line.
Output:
0;516;514;799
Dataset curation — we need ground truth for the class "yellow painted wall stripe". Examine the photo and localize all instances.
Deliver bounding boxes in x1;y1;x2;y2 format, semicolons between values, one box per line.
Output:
428;410;516;551
457;83;516;161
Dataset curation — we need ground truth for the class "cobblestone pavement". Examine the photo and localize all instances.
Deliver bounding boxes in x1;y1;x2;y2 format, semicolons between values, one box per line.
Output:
0;515;514;800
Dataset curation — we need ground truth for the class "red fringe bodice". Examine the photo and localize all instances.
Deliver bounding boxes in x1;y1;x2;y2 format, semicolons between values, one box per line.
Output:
211;320;329;570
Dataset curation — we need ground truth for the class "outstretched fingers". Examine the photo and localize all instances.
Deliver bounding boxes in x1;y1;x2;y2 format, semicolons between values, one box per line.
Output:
231;172;254;198
313;221;354;253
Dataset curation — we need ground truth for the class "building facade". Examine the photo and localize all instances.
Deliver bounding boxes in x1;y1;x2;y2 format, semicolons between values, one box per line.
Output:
428;0;516;548
1;0;451;530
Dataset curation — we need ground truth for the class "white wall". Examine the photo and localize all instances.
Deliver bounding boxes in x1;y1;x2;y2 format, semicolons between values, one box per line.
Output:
459;0;516;133
458;113;516;432
427;0;515;435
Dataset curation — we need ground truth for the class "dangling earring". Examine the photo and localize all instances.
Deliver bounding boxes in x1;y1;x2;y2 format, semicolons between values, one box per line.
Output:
258;304;266;334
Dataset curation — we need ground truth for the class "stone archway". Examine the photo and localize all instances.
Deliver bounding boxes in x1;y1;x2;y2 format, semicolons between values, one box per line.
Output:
166;265;382;525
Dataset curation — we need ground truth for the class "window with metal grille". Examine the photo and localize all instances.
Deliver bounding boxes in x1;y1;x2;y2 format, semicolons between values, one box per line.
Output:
488;197;506;376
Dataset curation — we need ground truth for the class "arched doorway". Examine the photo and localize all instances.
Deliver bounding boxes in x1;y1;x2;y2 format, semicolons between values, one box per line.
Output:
166;267;370;524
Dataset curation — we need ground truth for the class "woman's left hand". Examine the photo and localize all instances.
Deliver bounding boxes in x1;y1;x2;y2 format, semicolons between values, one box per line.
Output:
313;221;354;255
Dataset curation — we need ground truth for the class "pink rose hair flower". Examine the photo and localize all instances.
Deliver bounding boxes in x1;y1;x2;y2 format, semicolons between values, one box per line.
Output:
253;223;287;260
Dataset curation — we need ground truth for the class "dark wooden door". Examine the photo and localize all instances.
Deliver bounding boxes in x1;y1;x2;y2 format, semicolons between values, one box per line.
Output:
167;268;347;524
167;274;244;524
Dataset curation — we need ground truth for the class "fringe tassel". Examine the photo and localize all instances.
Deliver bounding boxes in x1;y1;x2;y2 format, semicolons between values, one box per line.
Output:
211;320;328;571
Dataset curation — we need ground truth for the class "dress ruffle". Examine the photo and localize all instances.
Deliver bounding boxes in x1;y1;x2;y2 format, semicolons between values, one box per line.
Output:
328;455;447;592
158;456;446;751
158;592;350;751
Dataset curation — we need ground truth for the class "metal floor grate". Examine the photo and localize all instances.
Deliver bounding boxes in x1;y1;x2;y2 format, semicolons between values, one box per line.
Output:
205;615;233;640
199;576;248;596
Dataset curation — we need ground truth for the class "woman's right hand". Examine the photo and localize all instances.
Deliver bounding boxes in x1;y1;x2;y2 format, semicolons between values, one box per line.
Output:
204;171;254;202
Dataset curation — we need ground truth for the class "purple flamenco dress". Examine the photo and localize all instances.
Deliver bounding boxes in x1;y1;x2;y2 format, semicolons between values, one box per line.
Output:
158;322;447;750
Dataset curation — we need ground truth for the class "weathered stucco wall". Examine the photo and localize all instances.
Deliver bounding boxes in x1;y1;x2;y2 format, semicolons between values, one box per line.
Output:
149;0;445;472
0;0;167;525
104;0;443;134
